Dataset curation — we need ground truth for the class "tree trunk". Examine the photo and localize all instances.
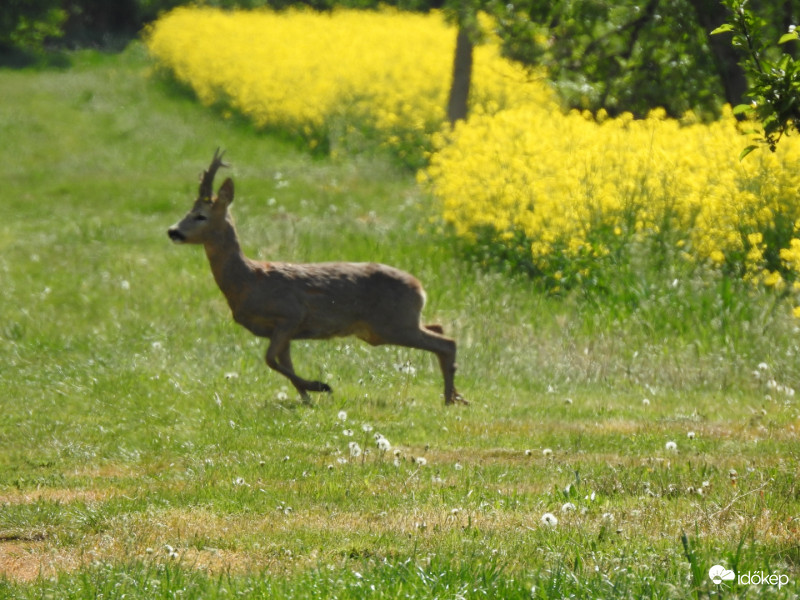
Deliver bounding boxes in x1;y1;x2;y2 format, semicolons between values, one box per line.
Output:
447;26;473;125
687;0;749;108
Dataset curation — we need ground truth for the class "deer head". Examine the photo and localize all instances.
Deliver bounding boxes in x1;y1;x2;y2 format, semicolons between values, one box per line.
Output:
168;149;233;244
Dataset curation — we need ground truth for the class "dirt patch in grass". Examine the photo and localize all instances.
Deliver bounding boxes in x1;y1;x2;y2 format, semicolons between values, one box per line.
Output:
0;539;82;583
0;488;115;506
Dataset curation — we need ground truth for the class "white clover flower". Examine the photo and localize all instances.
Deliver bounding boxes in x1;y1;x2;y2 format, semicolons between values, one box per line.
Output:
541;513;558;527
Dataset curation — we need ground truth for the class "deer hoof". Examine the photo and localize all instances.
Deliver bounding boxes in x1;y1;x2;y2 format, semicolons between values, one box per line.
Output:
445;392;468;406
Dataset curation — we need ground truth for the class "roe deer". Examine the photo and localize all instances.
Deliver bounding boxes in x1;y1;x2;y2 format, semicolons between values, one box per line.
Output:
167;149;466;405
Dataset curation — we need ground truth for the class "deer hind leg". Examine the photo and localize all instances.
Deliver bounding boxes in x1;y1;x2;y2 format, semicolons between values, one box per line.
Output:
386;325;467;406
266;331;332;403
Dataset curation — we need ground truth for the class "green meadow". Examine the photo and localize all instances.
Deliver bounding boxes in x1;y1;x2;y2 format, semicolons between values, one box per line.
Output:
1;44;798;598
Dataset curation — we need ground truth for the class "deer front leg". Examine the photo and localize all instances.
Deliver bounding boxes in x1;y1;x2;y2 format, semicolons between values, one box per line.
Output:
265;330;332;402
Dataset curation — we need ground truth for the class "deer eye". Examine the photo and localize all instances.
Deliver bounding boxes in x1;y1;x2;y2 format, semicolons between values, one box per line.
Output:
195;214;208;221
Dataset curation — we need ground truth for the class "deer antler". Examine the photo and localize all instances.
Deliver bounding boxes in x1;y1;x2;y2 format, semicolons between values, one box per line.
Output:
198;148;228;201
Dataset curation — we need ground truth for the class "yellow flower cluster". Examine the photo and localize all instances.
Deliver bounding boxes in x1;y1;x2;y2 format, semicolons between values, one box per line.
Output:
145;7;553;165
423;103;800;305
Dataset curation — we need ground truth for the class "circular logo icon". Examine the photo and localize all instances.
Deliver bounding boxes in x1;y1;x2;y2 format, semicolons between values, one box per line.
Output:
709;564;735;585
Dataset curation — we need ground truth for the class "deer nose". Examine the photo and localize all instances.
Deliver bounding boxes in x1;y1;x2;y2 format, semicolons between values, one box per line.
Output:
168;227;186;243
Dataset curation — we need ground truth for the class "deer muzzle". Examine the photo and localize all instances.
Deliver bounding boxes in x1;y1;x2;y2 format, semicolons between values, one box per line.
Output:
168;227;186;243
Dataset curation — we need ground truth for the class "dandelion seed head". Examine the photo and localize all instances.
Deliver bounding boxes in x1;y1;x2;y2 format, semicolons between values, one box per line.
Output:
337;410;348;421
665;441;678;451
541;512;558;527
349;442;362;458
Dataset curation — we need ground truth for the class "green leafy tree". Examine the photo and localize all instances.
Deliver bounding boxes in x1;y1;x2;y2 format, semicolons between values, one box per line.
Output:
712;0;800;155
487;0;744;119
0;1;66;53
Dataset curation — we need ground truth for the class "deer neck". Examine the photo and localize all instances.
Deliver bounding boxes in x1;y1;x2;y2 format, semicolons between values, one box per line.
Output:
203;219;253;300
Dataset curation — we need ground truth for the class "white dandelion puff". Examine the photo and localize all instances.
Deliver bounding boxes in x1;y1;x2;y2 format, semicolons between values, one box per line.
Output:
337;410;348;421
665;441;678;451
541;513;558;527
561;502;576;513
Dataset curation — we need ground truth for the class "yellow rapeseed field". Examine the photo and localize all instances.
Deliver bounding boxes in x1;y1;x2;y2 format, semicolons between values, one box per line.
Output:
423;106;800;312
146;7;800;315
145;7;552;165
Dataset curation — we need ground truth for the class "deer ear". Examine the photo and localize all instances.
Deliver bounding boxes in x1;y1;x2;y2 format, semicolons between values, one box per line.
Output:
217;177;234;207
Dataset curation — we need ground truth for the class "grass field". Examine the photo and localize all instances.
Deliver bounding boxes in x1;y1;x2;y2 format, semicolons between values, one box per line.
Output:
1;43;799;598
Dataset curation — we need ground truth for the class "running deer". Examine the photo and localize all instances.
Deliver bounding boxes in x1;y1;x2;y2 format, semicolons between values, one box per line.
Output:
167;150;466;405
